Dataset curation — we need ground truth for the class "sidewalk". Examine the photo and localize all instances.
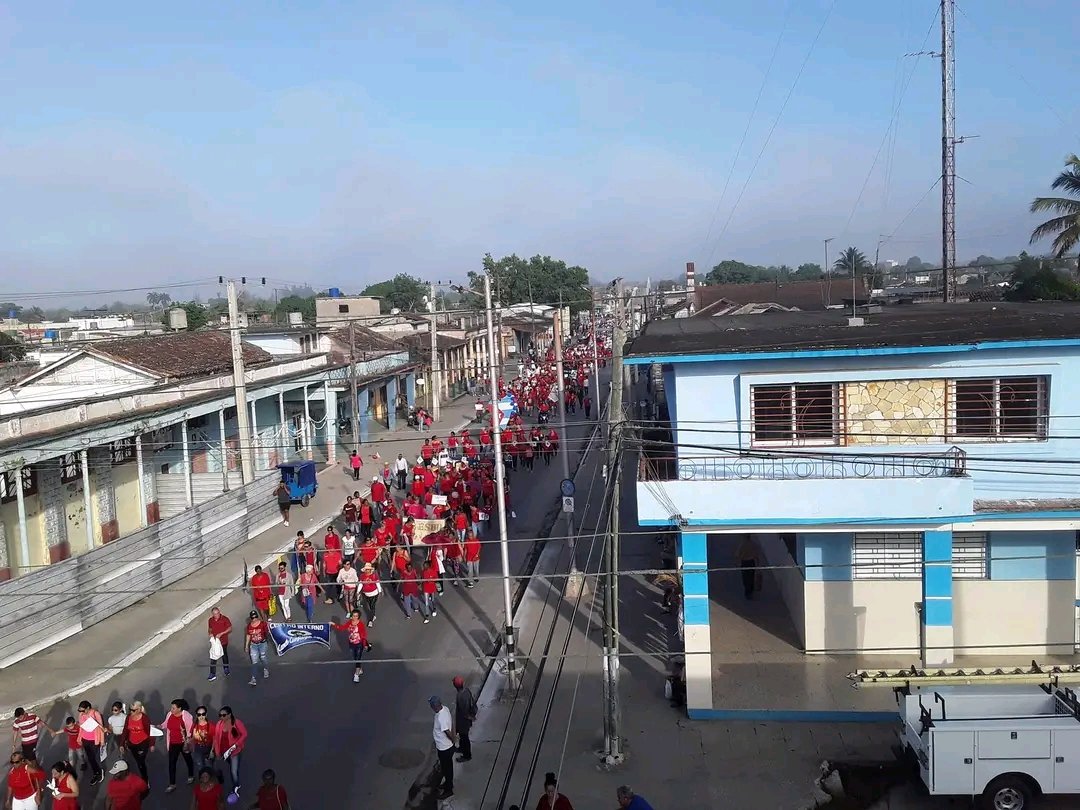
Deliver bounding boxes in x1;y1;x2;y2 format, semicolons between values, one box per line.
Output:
0;398;478;717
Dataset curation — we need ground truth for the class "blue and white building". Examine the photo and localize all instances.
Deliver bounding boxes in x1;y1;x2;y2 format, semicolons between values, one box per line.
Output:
629;302;1080;713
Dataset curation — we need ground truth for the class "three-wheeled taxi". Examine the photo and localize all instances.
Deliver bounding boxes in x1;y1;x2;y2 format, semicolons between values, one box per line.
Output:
277;461;318;507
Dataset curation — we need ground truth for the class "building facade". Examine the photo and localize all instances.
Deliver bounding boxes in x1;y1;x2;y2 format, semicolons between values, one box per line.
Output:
630;303;1080;713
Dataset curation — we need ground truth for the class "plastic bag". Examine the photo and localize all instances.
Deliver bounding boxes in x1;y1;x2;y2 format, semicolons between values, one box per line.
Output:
209;636;224;661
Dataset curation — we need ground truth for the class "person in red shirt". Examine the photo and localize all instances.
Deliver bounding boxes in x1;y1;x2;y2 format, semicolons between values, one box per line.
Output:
322;546;342;605
464;531;481;588
160;699;194;792
358;498;374;539
104;760;148;810
421;558;440;619
249;566;272;619
373;523;391;562
5;751;42;809
323;525;341;552
359;563;382;626
245;611;272;686
208;607;232;680
400;560;428;621
370;476;387;504
420;440;434;465
191;766;223;810
253;769;291;810
49;761;79;810
331;610;371;681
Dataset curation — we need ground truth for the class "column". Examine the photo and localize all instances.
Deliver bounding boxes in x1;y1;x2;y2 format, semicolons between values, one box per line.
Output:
464;339;473;382
39;458;71;562
250;398;260;471
277;391;287;466
679;531;713;713
324;383;338;465
80;450;94;551
217;409;228;475
14;466;30;573
90;447;118;543
141;438;159;524
358;387;370;444
386;377;398;432
181;420;193;507
0;521;9;582
922;529;954;666
405;373;416;408
302;384;313;461
135;435;148;527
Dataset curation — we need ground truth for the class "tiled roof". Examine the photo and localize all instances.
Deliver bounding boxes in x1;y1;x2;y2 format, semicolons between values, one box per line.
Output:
400;332;467;355
328;325;405;354
693;280;836;314
88;331;272;379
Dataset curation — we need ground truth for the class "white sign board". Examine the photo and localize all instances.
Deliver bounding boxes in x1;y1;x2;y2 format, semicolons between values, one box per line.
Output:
561;496;574;514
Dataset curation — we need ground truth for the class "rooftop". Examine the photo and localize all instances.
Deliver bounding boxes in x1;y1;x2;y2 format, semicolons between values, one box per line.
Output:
327;325;405;354
627;302;1080;359
86;331;272;378
693;279;836;315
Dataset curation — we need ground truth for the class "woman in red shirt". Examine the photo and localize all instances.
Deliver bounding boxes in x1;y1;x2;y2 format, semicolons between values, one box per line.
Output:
6;752;42;808
211;707;247;798
359;563;382;626
49;760;79;810
189;705;216;777
535;772;575;810
331;609;371;682
464;531;481;588
123;701;152;783
358;498;373;539
190;766;224;810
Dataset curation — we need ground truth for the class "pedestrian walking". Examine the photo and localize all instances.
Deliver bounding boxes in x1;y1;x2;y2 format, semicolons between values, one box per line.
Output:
428;697;457;800
337;558;359;612
189;707;215;776
190;766;224;810
160;699;195;793
535;772;575;810
615;786;655;810
120;702;151;784
273;562;293;620
395;453;408;490
75;701;105;785
464;531;481;587
735;536;761;600
52;717;84;774
48;760;79;810
5;750;42;810
421;557;440;620
208;607;232;680
211;707;247;800
249;566;273;619
452;676;477;763
583;395;591;419
105;702;127;764
274;481;291;527
331;609;371;682
11;708;46;764
349;450;362;480
322;543;342;605
298;565;320;621
244;611;271;687
249;769;290;810
359;562;381;625
104;760;148;810
400;560;428;621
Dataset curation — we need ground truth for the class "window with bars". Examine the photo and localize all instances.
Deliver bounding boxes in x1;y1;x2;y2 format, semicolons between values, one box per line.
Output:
60;452;80;483
0;468;37;504
751;383;841;446
111;438;135;464
952;532;988;579
950;376;1047;440
852;532;922;580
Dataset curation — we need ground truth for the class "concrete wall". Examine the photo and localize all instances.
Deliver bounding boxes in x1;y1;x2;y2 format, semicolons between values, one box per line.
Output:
113;460;142;537
954;579;1074;655
0;471;279;669
758;532;806;647
804;579;922;655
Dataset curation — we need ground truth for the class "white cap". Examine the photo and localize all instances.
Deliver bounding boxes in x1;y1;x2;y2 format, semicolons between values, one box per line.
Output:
109;760;129;775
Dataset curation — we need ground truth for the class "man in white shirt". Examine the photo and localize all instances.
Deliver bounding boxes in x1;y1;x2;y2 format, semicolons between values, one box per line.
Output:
394;453;409;491
428;696;457;799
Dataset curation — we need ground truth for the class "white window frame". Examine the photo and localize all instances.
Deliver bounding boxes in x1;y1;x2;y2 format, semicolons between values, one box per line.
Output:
947;376;1048;442
952;532;988;579
750;382;842;448
852;532;922;580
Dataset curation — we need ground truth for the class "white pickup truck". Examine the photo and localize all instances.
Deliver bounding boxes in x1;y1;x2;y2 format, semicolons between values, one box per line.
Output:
898;683;1080;809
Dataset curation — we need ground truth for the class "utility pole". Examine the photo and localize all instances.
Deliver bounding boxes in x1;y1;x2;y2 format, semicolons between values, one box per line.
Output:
429;282;441;422
226;279;255;484
824;238;834;308
552;303;584;596
485;273;517;684
349;320;360;451
940;0;957;303
602;279;625;764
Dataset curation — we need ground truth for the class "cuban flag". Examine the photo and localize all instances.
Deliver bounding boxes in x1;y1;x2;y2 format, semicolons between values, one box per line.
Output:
497;395;517;428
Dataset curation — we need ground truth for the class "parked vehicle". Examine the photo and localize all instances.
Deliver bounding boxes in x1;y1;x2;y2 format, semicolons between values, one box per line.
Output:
277;460;318;507
898;683;1080;809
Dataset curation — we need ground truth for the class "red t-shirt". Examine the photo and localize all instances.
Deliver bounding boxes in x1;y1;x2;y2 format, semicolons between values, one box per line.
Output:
323;549;342;576
247;620;269;645
401;572;420;597
7;763;39;800
125;714;150;746
251;572;272;602
208;614;232;646
106;775;149;810
193;782;224;810
422;565;439;594
465;537;481;562
360;542;379;565
53;773;78;810
257;784;290;810
324;532;341;551
165;712;186;746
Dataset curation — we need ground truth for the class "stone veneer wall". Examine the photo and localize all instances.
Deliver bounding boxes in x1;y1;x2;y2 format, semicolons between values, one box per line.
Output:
845;379;946;445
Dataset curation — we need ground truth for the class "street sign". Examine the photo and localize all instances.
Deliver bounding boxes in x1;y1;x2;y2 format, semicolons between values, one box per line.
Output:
560;478;575;497
561;496;574;513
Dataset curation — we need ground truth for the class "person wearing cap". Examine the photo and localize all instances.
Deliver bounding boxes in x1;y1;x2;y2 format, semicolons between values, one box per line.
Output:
370;474;387;505
104;759;148;810
297;564;320;622
358;563;382;626
428;697;456;800
244;611;271;687
453;676;477;763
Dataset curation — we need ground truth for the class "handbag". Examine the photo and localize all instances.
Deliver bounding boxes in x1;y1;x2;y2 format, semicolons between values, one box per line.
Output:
209;636;224;661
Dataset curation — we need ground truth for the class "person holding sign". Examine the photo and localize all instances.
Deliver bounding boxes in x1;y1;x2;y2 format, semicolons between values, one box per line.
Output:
75;701;105;785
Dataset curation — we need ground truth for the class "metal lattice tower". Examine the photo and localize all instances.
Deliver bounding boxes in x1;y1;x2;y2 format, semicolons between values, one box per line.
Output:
941;0;956;302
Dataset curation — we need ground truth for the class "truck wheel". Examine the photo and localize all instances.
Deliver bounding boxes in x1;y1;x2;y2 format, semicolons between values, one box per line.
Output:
301;494;310;507
983;776;1033;810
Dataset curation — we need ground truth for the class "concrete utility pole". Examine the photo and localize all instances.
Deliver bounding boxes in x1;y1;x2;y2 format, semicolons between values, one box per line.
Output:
485;273;517;683
226;279;254;484
602;279;625;764
940;0;957;303
429;282;441;422
553;305;584;593
349;320;360;451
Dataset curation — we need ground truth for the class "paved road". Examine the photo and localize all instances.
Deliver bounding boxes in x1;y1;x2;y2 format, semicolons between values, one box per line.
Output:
17;383;604;809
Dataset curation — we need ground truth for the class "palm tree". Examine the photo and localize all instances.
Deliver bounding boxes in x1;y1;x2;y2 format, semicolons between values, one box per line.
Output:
833;246;871;275
1030;154;1080;257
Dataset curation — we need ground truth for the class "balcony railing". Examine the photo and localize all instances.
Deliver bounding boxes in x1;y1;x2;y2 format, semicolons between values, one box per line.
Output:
638;447;967;483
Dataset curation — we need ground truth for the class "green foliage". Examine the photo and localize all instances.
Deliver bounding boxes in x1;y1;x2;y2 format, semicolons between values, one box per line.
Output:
361;273;427;314
793;263;823;279
834;247;884;291
274;295;316;321
1004;252;1080;301
705;260;771;284
146;292;172;311
162;301;211;330
0;332;26;361
468;254;591;312
1030;154;1080;258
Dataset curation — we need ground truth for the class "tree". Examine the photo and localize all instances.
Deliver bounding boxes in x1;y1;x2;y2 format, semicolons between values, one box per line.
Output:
274;294;316;322
834;247;883;291
0;332;26;361
704;260;770;284
904;256;926;269
361;273;428;314
0;302;22;319
146;292;172;311
792;263;823;280
655;278;681;291
1030;154;1080;258
1004;251;1080;301
468;254;591;312
162;301;210;330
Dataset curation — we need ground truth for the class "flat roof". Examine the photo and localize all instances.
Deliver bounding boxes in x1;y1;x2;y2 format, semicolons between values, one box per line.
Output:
626;302;1080;362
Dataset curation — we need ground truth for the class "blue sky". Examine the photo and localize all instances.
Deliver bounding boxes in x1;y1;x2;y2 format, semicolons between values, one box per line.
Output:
0;0;1077;300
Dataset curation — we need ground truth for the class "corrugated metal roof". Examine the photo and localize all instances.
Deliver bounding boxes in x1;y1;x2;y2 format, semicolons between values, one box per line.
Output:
88;331;272;379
